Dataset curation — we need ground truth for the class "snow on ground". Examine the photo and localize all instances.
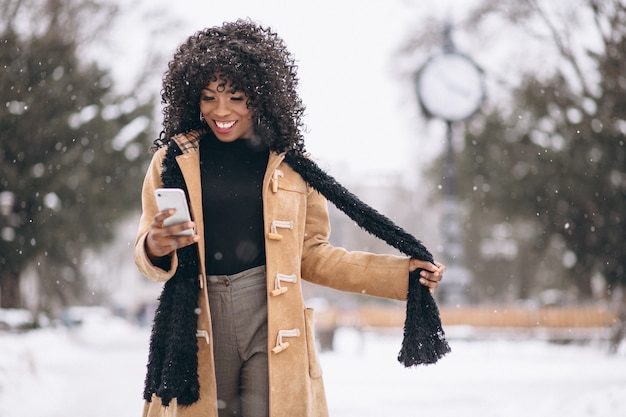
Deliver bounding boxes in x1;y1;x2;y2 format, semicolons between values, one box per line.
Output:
0;320;624;417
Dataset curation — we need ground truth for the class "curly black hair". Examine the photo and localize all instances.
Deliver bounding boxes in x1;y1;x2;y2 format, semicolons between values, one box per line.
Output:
152;19;306;154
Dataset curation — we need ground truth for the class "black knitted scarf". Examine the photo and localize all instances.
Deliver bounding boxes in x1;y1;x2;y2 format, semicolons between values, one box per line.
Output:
143;143;451;407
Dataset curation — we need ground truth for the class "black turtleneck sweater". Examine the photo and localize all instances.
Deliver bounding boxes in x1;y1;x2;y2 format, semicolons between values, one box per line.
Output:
199;133;269;275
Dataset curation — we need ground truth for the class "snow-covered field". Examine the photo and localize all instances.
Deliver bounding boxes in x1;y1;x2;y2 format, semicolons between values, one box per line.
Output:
1;318;624;417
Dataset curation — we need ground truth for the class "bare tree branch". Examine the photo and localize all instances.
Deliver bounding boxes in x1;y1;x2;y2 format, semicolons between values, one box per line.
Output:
528;0;594;97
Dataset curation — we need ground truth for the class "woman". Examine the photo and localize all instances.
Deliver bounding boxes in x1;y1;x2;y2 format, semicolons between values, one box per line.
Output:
134;19;445;417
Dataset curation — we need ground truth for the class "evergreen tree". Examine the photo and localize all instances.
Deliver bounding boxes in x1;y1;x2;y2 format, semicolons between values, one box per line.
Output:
0;0;155;310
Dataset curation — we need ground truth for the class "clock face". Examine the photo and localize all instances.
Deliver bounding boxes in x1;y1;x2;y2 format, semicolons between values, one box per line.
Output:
417;53;484;121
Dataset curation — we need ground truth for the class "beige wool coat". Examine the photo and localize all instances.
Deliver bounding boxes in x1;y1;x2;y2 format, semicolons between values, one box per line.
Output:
134;131;412;417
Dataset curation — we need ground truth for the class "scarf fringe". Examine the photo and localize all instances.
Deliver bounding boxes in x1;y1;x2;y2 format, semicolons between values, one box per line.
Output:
398;271;451;365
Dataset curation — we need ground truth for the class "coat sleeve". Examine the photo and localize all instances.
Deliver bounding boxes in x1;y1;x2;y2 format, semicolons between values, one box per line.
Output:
300;187;410;301
134;147;179;282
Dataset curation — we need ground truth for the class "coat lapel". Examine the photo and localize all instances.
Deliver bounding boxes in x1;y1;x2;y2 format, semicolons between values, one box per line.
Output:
172;131;205;274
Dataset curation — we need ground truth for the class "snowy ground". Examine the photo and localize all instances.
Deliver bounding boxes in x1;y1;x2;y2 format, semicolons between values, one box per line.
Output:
0;319;624;417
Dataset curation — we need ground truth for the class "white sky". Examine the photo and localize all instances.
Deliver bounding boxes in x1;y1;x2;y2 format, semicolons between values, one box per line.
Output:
102;0;480;183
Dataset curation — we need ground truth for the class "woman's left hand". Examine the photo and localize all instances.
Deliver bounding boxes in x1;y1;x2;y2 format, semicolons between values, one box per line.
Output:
409;259;445;289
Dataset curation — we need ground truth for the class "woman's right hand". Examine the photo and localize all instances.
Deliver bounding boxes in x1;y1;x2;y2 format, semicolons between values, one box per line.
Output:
145;209;199;261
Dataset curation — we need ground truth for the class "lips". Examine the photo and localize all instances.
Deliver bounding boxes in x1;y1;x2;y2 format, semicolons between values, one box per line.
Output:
213;120;237;133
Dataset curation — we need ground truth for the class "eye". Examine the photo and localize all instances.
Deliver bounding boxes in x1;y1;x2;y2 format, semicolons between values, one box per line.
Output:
201;94;215;101
231;96;245;102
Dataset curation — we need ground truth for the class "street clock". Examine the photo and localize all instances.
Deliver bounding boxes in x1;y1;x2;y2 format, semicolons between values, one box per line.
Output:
416;52;485;122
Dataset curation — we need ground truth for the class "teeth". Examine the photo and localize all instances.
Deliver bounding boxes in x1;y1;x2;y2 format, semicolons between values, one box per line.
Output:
215;121;236;129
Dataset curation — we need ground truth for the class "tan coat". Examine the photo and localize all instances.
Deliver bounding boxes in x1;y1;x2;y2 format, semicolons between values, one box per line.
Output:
134;131;411;417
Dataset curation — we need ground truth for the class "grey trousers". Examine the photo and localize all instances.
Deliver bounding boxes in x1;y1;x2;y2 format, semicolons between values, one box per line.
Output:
207;265;269;417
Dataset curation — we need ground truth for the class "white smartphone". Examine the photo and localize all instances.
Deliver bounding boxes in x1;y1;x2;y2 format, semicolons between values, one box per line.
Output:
154;188;194;236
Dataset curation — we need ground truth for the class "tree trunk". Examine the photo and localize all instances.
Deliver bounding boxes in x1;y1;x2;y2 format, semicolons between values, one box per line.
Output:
0;269;20;308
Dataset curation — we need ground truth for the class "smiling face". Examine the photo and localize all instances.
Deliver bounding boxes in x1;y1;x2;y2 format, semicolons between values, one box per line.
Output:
199;76;255;142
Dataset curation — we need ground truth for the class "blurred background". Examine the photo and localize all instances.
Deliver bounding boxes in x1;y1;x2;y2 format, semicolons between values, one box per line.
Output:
1;0;625;416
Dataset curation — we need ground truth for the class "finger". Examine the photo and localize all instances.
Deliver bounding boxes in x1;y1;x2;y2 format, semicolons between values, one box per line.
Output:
410;259;441;274
419;270;443;289
164;221;195;236
153;209;176;227
146;233;175;258
425;260;446;276
172;234;200;250
419;277;439;289
420;269;442;282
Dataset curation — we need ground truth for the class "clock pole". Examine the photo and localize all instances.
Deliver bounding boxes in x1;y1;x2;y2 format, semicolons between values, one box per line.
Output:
440;118;469;306
416;23;485;306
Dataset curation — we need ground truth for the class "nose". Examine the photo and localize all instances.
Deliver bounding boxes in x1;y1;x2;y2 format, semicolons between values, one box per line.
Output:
213;98;230;117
